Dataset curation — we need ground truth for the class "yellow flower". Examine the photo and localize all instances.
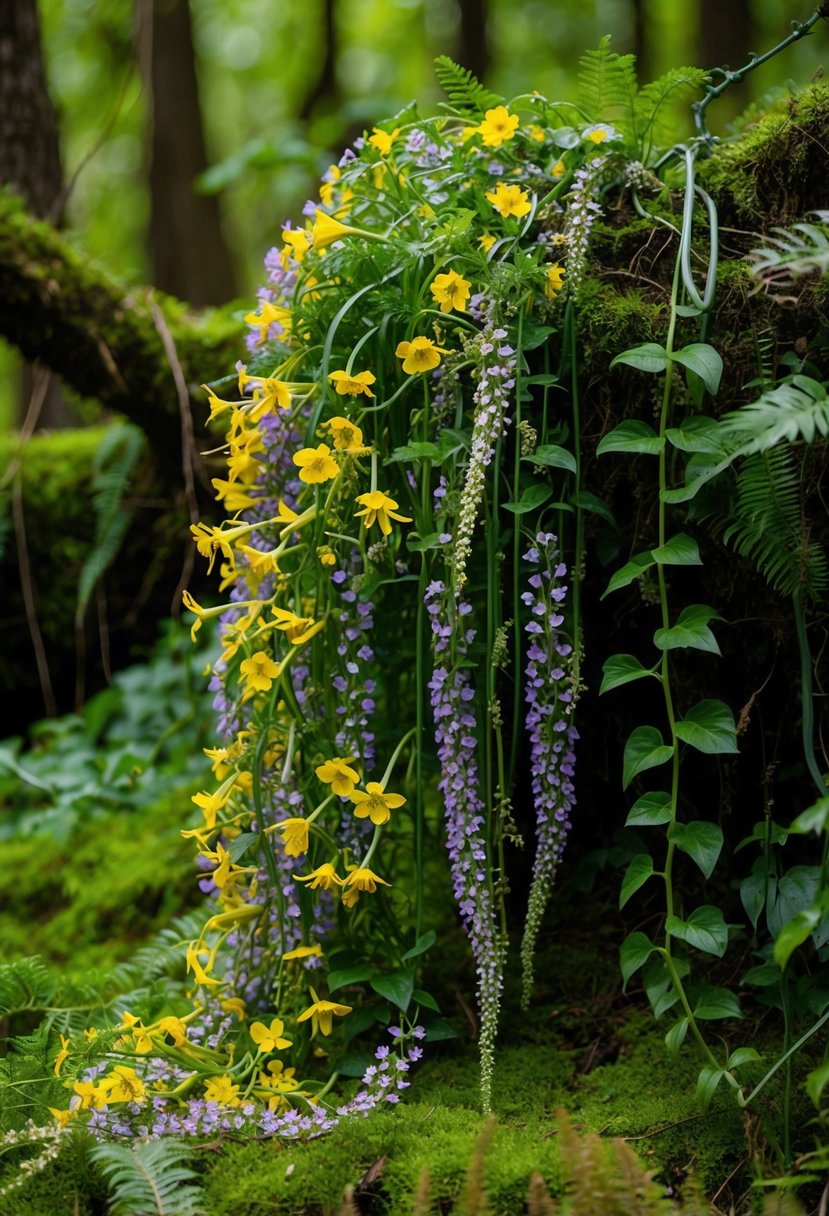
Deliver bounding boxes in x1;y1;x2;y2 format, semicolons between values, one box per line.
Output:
311;208;360;249
349;781;406;826
133;1024;155;1054
430;270;472;314
529;123;546;142
243;300;291;343
293;443;339;484
49;1106;74;1127
240;650;280;693
296;988;352;1037
295;863;344;890
545;264;566;299
281;226;311;264
354;490;412;537
316;756;360;796
276;817;310;857
54;1034;70;1076
204;1075;241;1106
486;182;532;218
250;1017;293;1054
317;545;337;566
583;123;614;144
186;941;219;988
220;996;247;1020
325;414;366;452
211;478;259;512
283;943;324;959
191;787;230;830
73;1080;110;1111
368;126;400;155
157;1017;188;1047
550;159;565;178
344;866;391;893
477;105;520;148
104;1066;147;1104
395;336;445;375
328;370;375;399
237;369;292;414
271;607;324;645
479;233;496;254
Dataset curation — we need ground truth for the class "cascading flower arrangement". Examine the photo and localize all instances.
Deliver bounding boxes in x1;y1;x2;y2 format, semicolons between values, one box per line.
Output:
48;58;640;1132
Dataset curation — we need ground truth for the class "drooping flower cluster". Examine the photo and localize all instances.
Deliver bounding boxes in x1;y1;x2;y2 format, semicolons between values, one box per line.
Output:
426;578;505;1113
451;320;517;589
519;533;578;1008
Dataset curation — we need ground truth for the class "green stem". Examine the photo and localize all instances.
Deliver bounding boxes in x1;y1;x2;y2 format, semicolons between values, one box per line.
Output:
793;589;829;797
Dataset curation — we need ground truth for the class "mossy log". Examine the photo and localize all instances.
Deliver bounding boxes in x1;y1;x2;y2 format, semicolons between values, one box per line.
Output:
0;193;242;469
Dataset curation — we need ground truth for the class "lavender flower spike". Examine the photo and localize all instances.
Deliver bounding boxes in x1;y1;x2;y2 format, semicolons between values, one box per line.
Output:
519;533;578;1010
426;579;505;1112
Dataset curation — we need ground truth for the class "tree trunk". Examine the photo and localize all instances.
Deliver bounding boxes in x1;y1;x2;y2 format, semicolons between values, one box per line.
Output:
456;0;490;85
141;0;236;306
0;0;62;219
697;0;753;125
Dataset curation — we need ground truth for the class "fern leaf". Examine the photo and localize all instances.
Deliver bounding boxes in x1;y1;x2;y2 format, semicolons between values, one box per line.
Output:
577;36;637;132
0;957;55;1016
750;212;829;288
434;55;504;117
722;449;828;600
634;66;707;157
76;422;145;620
91;1140;204;1216
722;378;829;451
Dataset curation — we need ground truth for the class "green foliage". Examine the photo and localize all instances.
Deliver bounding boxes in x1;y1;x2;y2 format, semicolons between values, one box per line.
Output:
90;1139;205;1216
434;56;504;117
76;421;145;621
750;211;829;288
722;448;829;600
577;37;638;129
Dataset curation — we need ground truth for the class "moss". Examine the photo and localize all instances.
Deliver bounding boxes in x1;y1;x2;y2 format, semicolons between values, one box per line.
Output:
0;1131;108;1216
0;426;190;724
0;793;195;973
698;83;829;227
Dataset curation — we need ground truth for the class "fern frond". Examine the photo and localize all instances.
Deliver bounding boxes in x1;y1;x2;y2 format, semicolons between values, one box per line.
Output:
634;66;707;157
132;909;207;978
0;957;55;1016
723;449;828;600
76;422;145;620
577;36;637;132
750;212;829;288
434;56;503;117
722;377;829;452
91;1139;204;1216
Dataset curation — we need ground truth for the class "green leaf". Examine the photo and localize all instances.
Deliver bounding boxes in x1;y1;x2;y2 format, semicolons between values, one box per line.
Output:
693;986;742;1020
596;420;664;456
623;726;673;790
666;905;728;956
670;820;724;879
790;797;829;835
672;343;723;395
370;970;415;1011
653;604;722;656
521;322;556;350
774;908;822;969
807;1060;829;1108
336;1050;375;1078
740;869;770;929
665;1018;689;1054
407;532;441;553
610;342;670;374
620;853;655;908
412;988;440;1012
620;932;655;985
665;416;725;454
675;699;738;755
696;1066;726;1109
328;964;376;992
226;832;258;863
603;552;654;597
571;489;616;525
728;1047;761;1069
502;483;554;514
742;962;781;987
651;533;702;566
523;444;576;473
600;654;657;695
626;791;673;827
386;441;443;463
401;930;437;961
525;373;559;386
